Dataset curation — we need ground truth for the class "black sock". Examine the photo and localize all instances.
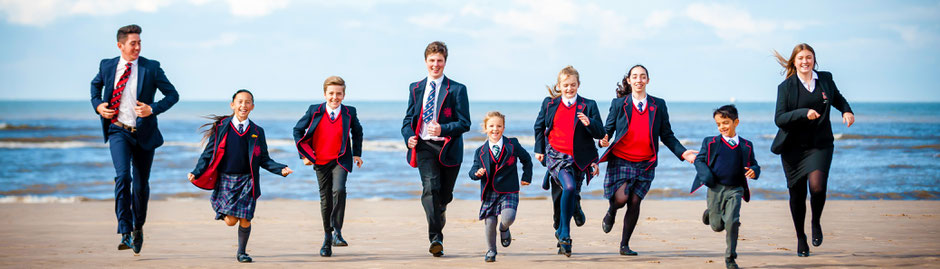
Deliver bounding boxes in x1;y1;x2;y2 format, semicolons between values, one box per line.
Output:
238;226;251;255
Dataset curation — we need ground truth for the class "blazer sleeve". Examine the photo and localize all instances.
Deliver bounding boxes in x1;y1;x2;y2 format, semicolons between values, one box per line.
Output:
533;97;550;156
774;81;810;130
515;139;534;184
468;148;484;181
439;85;471;137
657;100;688;160
350;107;364;157
89;60;106;113
292;106;313;159
191;126;218;178
401;84;418;142
585;100;605;139
747;142;761;180
823;72;853;115
258;129;288;176
604;98;619;139
148;61;179;116
693;137;715;188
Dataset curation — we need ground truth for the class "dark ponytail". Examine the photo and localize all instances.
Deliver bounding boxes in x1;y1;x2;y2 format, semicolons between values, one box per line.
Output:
615;64;648;98
199;89;253;144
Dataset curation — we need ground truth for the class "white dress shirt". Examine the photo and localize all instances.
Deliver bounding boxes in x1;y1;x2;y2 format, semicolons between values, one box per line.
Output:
631;94;648;112
722;134;739;147
232;116;250;133
797;71;818;93
326;104;341;120
419;75;445;140
115;57;139;127
561;94;578;107
489;137;504;158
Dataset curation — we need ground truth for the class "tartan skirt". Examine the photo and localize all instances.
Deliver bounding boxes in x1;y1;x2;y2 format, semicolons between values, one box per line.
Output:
479;190;519;220
604;157;655;199
211;173;257;221
546;146;585;184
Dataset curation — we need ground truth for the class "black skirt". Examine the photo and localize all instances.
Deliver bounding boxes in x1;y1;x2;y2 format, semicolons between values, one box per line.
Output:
780;146;834;188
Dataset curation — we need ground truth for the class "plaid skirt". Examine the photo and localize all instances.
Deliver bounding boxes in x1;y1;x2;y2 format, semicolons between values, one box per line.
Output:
604;157;655;199
211;173;257;221
546;146;585;184
479;190;519;220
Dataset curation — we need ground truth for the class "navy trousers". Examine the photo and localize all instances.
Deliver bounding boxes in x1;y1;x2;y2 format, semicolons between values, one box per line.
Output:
415;139;460;243
108;124;155;234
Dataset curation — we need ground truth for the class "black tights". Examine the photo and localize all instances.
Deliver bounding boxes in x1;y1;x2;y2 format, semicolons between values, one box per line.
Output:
609;183;643;247
788;170;828;240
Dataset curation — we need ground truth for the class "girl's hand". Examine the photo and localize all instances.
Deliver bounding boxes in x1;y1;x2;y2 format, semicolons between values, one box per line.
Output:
302;157;313;166
408;136;418;149
577;112;590;126
744;167;756;179
843;112;855;127
353;156;363;168
807;109;821;120
281;167;293;176
599;134;610;147
187;173;195;182
521;181;530;186
590;163;600;177
682;150;698;164
535;153;544;162
474;168;486;177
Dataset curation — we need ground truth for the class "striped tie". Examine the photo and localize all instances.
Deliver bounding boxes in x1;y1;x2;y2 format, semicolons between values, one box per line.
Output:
729;139;736;147
109;62;133;124
422;81;437;123
493;144;500;159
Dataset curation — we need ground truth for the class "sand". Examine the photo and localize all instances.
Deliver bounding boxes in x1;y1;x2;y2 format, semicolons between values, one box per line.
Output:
0;198;938;268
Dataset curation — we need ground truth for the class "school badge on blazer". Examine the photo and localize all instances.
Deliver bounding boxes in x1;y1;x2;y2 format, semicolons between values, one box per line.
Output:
442;107;452;118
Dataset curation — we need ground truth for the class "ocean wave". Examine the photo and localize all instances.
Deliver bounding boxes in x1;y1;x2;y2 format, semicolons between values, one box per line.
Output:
0;122;52;130
0;141;105;149
0;195;89;203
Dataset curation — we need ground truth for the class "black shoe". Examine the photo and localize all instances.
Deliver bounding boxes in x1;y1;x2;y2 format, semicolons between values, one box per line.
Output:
602;211;615;234
131;229;143;255
703;209;710;225
500;227;511;247
118;233;132;250
484;250;497;262
797;234;810;257
725;258;739;269
333;230;348;247
574;208;586;227
558;238;572;257
429;240;444;257
320;236;333;257
620;245;638;256
237;253;253;263
812;223;823;247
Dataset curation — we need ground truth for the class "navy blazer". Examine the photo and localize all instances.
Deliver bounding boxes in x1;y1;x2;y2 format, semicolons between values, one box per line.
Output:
191;117;287;198
292;103;364;172
400;76;471;167
771;71;852;154
90;56;179;150
468;137;534;199
534;96;604;189
691;136;761;202
599;95;687;168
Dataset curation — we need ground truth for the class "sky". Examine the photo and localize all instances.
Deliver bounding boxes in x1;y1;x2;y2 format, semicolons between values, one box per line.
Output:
0;0;938;102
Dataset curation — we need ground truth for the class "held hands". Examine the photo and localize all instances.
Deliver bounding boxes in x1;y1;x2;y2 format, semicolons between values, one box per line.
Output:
807;109;821;120
135;101;152;117
681;150;698;164
97;103;115;119
590;163;600;177
577;112;590;126
353;156;363;168
535;153;544;163
427;121;442;136
474;168;486;177
599;134;610;147
843;112;855;127
302;157;313;166
407;136;418;149
744;167;756;179
281;167;293;176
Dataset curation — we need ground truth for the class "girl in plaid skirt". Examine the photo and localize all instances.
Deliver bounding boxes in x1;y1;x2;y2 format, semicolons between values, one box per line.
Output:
468;111;533;262
189;89;293;263
597;65;697;255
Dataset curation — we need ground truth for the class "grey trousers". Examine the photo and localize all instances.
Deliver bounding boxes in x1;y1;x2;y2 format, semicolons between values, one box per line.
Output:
707;184;743;259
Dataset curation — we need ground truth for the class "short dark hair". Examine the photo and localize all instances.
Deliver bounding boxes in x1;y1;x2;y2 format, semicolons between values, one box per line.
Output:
713;104;738;120
117;24;142;43
232;89;254;102
424;41;448;60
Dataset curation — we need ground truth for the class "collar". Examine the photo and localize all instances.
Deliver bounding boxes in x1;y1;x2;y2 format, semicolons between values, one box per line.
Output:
797;71;818;85
426;75;445;91
325;104;342;117
561;94;578;107
232;116;250;128
489;137;504;150
118;57;138;68
631;94;648;109
722;134;739;145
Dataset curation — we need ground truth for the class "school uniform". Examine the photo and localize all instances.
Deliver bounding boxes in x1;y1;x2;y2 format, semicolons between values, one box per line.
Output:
468;137;533;219
771;71;852;187
292;103;363;235
599;95;688;199
690;135;761;260
400;75;471;244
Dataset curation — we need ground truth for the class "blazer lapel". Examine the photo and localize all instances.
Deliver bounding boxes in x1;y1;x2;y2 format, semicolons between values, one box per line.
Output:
136;58;146;97
339;105;350;156
545;97;560;131
437;76;450;114
482;140;494;175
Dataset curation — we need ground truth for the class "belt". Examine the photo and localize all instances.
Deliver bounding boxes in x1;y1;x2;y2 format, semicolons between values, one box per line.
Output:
113;121;137;133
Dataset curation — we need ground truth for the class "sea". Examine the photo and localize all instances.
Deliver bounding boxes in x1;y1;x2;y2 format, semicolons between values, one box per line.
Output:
1;100;938;202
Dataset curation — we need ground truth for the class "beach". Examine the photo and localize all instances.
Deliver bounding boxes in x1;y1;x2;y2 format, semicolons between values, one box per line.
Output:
1;198;938;268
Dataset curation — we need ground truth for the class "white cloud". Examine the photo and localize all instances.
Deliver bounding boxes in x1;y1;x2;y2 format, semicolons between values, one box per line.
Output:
196;32;240;48
882;24;940;47
644;9;674;28
685;3;775;40
224;0;288;17
0;0;289;26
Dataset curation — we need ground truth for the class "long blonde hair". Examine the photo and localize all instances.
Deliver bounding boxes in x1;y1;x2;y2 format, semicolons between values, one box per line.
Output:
546;65;580;98
773;43;817;78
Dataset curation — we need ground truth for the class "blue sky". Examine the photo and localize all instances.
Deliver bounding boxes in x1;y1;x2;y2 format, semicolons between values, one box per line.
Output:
1;0;938;102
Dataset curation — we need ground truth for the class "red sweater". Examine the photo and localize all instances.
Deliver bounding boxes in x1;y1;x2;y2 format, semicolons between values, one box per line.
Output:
311;113;344;165
548;102;576;156
612;104;654;162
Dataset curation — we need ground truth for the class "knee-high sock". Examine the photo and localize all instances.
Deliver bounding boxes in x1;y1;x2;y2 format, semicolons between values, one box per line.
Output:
237;225;251;254
499;208;516;232
557;170;577;239
484;216;498;252
620;193;642;247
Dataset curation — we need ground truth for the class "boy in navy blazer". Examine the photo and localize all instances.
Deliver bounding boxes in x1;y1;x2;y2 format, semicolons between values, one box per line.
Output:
401;41;471;257
89;24;179;255
293;76;364;257
690;104;760;269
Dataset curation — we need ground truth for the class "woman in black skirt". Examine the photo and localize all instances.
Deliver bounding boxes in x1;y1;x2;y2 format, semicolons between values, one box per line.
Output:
771;43;855;257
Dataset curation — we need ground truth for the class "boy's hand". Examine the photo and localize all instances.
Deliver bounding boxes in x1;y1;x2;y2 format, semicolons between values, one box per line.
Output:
521;181;530;186
682;150;698;163
135;101;152;117
590;163;600;177
577;112;590;126
744;167;756;179
427;121;441;136
302;157;313;166
474;168;486;177
535;153;544;162
407;136;418;149
599;134;610;147
807;109;820;120
353;156;363;168
187;173;195;182
281;167;293;176
96;103;115;119
843;112;855;127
